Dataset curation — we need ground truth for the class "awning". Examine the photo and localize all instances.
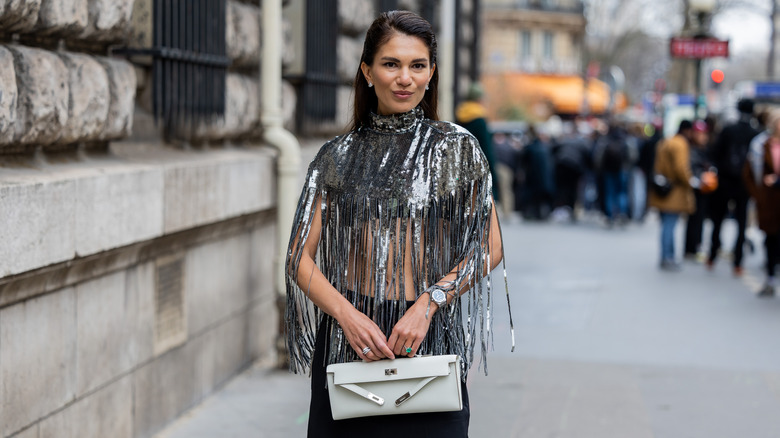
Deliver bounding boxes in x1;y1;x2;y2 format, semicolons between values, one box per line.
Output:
482;73;614;118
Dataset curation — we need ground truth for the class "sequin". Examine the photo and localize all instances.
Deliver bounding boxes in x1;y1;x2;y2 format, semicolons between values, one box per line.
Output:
285;106;514;378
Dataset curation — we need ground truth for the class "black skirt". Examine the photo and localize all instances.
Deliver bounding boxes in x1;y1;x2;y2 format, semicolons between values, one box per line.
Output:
307;317;470;438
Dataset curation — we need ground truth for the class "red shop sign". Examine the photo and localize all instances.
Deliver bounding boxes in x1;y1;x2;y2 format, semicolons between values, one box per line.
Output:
670;38;729;59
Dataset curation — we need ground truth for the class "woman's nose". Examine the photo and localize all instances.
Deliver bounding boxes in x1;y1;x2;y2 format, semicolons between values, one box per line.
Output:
397;68;412;85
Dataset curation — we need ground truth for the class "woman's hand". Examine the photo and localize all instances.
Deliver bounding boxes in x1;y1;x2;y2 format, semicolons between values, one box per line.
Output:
764;174;778;187
337;306;395;362
388;298;435;357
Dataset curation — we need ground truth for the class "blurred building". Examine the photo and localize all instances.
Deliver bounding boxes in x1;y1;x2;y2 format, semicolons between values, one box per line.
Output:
479;0;610;119
482;0;584;75
0;0;466;437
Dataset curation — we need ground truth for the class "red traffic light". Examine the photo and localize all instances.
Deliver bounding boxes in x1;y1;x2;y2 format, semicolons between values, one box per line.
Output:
711;69;725;84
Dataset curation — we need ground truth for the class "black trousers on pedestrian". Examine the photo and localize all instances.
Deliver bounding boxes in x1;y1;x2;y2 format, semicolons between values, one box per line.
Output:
766;233;780;278
307;316;470;438
554;163;582;212
708;188;749;267
685;191;707;255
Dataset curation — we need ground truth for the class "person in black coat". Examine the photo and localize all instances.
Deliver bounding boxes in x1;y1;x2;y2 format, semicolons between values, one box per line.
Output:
456;84;500;201
552;129;589;220
684;120;714;259
706;99;760;275
519;125;555;220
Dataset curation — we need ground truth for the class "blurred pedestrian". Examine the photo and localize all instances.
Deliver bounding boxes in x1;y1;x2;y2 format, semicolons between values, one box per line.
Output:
638;121;664;221
518;125;555;220
648;120;696;271
456;83;500;201
594;123;630;225
493;132;520;218
626;123;644;221
744;110;780;297
552;125;589;221
684;120;716;260
706;99;760;276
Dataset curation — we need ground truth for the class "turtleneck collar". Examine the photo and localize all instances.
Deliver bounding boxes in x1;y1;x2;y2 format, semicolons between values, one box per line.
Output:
368;106;424;133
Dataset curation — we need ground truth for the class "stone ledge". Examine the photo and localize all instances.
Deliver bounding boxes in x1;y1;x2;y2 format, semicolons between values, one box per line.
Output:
0;208;275;310
0;145;276;279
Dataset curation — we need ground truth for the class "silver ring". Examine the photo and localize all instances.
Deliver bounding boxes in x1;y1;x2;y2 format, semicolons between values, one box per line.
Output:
362;346;371;355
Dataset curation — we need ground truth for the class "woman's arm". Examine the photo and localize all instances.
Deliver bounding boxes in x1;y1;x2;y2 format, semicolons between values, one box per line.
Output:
289;196;395;362
387;200;503;357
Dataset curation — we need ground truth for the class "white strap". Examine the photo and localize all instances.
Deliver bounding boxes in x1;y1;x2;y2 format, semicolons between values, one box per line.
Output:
340;383;385;406
394;376;437;406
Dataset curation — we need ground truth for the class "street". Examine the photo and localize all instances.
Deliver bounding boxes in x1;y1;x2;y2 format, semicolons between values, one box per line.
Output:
157;214;780;438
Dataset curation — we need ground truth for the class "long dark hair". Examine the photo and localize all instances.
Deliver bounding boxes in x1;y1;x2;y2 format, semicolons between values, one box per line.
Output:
351;10;439;130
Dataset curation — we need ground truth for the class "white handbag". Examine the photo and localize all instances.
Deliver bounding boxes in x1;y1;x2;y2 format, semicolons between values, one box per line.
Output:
326;354;463;420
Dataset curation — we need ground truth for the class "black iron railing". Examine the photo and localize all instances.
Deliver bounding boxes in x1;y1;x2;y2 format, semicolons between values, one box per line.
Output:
116;0;230;138
301;0;339;124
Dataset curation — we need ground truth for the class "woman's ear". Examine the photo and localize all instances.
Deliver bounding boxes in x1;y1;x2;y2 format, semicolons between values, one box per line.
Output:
429;63;436;81
360;62;372;85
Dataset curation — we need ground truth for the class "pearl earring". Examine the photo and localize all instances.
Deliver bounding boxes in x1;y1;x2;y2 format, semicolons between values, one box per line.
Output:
425;84;429;90
368;81;373;88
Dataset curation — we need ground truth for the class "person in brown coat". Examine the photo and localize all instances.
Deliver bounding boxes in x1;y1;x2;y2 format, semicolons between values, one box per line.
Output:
744;110;780;297
648;120;696;271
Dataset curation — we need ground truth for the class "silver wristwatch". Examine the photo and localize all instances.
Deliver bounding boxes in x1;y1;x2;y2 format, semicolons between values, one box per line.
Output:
428;286;447;308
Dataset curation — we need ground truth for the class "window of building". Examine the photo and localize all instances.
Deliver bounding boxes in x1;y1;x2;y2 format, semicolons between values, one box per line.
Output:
543;31;554;59
521;30;532;60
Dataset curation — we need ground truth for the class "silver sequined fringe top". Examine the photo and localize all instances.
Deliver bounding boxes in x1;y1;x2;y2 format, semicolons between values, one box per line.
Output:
285;106;514;378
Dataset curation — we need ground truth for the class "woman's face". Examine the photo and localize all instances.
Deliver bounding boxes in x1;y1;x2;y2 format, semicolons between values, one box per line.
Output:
361;32;435;115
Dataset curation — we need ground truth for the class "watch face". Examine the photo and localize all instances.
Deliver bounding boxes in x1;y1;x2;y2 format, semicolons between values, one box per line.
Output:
431;289;447;305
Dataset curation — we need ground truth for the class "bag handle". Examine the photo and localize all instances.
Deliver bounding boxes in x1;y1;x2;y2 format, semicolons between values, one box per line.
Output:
394;376;437;406
337;375;440;407
339;384;385;406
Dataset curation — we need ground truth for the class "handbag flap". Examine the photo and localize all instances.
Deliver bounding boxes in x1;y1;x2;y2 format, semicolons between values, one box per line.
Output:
327;355;458;385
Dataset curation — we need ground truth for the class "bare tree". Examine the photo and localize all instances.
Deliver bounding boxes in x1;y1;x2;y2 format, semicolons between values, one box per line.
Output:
713;0;775;77
584;0;779;99
583;0;684;100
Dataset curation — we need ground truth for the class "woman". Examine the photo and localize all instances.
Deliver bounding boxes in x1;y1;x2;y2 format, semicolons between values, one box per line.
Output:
744;110;780;297
648;120;695;271
285;10;512;437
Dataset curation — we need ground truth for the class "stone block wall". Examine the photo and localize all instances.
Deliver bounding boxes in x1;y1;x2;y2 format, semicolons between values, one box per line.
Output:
0;200;277;437
0;44;135;150
0;1;287;437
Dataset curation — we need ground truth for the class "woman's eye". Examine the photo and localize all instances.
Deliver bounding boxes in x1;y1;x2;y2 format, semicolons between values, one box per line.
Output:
413;63;427;69
384;62;397;68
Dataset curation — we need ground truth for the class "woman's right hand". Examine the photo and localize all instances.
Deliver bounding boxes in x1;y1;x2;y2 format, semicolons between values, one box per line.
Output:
337;306;395;362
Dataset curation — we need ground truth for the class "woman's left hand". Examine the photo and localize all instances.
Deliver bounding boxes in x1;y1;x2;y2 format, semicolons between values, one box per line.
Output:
388;299;435;357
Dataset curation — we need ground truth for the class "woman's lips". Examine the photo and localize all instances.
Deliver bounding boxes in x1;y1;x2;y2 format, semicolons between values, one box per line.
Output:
393;90;414;99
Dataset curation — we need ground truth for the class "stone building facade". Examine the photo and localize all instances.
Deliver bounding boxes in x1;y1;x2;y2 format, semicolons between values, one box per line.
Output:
0;0;471;437
0;1;282;437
